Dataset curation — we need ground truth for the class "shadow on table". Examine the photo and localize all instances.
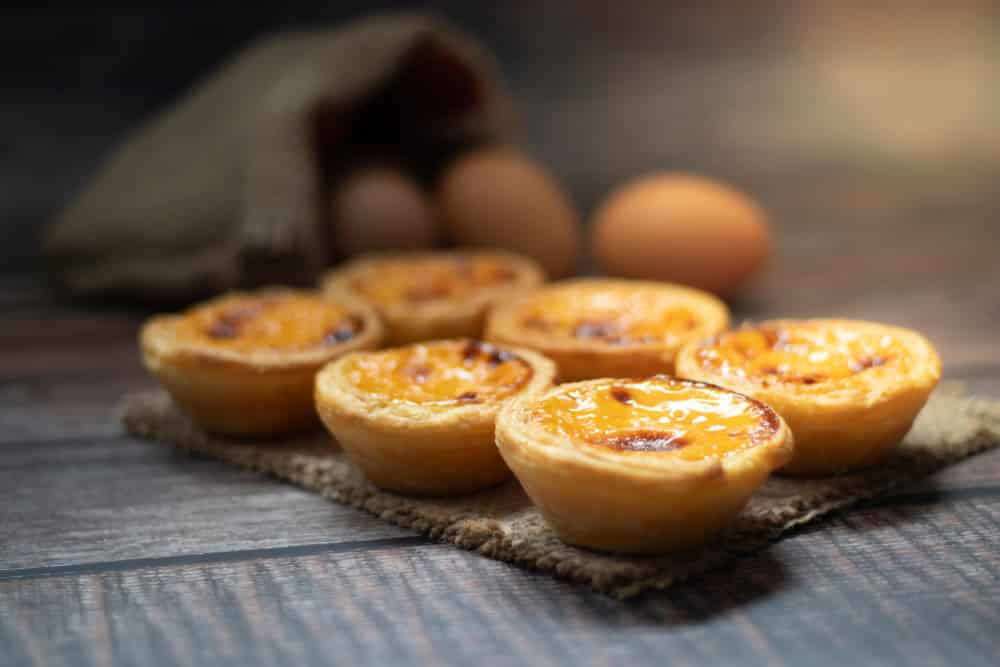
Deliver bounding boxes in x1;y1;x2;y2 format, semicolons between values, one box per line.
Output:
510;547;788;627
528;471;963;626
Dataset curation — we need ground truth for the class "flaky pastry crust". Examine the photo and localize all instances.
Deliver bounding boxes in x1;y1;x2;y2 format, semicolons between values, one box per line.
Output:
141;288;382;437
315;339;556;496
675;318;941;475
484;278;730;381
321;250;545;346
495;377;793;553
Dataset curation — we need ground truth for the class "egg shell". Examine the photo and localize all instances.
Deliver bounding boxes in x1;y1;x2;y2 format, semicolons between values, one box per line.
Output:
590;173;770;294
331;165;438;259
436;147;580;278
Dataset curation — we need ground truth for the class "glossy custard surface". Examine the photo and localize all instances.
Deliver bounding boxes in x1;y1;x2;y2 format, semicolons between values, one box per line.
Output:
351;256;518;307
516;285;704;346
696;323;903;386
174;293;360;352
344;340;533;405
531;378;778;461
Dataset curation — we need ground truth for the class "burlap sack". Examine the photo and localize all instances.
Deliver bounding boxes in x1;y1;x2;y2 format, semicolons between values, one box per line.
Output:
120;385;1000;599
43;12;510;302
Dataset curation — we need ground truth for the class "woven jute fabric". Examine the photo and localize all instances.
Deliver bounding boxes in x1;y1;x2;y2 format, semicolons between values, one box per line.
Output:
120;386;1000;599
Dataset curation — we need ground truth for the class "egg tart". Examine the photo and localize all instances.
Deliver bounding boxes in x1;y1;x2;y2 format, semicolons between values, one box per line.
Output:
315;339;556;496
675;319;941;475
496;376;792;553
485;278;730;381
140;288;382;437
321;250;545;345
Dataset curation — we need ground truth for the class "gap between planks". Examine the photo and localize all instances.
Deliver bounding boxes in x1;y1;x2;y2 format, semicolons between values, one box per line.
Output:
0;536;429;583
2;487;998;585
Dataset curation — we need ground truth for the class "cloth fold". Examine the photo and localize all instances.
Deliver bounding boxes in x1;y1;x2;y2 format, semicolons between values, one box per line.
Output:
44;12;511;302
120;386;1000;599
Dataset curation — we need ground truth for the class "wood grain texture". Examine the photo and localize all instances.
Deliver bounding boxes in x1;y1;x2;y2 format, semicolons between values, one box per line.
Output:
2;409;999;571
2;494;998;667
2;246;999;667
2;2;1000;664
0;435;414;572
0;309;144;379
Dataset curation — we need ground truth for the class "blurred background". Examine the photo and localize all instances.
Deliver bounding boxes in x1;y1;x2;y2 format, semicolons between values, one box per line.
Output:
3;1;998;358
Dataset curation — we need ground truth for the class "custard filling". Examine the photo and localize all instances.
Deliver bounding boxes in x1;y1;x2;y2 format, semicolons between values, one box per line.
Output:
530;378;779;462
344;340;533;405
351;256;518;307
515;287;701;346
174;293;361;352
696;323;903;386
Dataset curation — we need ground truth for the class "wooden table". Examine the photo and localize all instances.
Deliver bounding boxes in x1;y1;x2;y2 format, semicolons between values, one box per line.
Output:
2;4;999;665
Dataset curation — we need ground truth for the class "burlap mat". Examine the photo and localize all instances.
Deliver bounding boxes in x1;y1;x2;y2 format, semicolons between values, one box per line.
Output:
120;386;1000;599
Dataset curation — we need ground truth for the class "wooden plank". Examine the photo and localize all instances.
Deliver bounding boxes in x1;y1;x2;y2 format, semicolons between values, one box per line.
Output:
1;494;997;667
0;374;150;442
1;4;999;663
1;424;997;579
0;277;50;309
0;435;411;571
1;366;997;573
0;309;143;379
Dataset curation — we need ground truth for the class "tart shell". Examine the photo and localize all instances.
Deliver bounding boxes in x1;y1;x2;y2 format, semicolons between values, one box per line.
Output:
321;250;545;346
495;378;793;553
140;289;383;437
675;319;942;475
485;278;730;381
315;342;557;496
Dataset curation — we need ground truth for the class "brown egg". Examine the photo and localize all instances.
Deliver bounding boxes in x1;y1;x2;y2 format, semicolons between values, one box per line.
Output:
590;173;770;294
331;165;438;259
436;147;581;278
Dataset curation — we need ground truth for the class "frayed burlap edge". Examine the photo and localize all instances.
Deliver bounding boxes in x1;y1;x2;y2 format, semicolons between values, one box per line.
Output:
119;387;1000;599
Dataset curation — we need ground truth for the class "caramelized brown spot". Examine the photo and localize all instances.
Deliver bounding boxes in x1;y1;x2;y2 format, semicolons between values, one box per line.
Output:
573;319;621;340
799;375;822;385
323;317;361;345
751;399;781;439
462;340;518;367
759;327;781;348
489;348;515;366
205;301;268;339
610;386;634;405
456;391;479;403
596;431;689;452
849;355;889;373
461;339;486;363
206;320;240;339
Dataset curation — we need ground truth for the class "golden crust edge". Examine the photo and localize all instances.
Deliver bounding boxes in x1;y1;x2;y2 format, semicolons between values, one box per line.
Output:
138;288;384;436
140;288;384;372
493;378;793;553
321;250;546;345
674;318;942;475
484;277;731;381
313;343;558;495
